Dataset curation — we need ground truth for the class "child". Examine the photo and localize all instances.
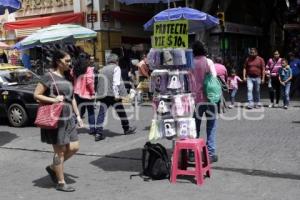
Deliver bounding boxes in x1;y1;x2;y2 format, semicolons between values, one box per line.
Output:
278;58;293;109
227;69;242;108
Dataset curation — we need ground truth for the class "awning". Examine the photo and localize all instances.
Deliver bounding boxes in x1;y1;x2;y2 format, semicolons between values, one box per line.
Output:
4;12;84;31
109;10;152;22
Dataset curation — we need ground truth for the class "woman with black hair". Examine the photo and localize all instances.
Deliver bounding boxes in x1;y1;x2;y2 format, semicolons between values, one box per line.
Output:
34;50;83;192
192;41;219;163
71;53;96;135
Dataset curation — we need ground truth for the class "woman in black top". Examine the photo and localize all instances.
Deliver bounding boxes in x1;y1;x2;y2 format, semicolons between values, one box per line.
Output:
34;50;83;192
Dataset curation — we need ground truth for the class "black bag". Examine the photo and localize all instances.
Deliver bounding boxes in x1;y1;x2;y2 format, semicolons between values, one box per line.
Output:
142;142;170;180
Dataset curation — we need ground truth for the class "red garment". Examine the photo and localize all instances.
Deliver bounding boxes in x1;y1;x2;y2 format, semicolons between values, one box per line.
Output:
215;63;228;82
191;56;211;104
265;58;282;77
72;67;95;99
245;56;265;77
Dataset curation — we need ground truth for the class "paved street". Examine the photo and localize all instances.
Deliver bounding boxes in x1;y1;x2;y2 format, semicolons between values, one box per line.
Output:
1;89;300;200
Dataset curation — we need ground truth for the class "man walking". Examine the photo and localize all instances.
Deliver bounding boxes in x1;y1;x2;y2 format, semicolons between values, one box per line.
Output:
95;54;136;141
243;48;265;109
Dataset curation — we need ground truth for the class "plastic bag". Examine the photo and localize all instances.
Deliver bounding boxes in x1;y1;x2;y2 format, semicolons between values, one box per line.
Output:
204;73;222;104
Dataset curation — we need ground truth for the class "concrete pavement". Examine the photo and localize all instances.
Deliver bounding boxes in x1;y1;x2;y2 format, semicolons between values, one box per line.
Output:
0;96;300;200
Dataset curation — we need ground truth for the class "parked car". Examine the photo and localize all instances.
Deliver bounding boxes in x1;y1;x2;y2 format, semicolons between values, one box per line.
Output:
0;65;40;127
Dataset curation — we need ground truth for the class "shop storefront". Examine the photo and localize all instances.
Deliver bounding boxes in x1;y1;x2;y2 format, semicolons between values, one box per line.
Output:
208;22;263;71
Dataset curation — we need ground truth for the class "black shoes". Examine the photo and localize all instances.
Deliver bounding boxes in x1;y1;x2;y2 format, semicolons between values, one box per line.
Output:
56;183;75;192
124;126;136;135
95;133;106;141
46;166;58;184
209;155;218;163
94;126;136;140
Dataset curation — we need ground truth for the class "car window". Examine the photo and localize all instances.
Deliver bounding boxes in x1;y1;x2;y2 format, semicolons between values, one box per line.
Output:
0;69;40;85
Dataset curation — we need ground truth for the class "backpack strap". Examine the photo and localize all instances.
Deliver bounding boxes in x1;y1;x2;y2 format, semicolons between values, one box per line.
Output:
153;143;170;172
142;143;150;173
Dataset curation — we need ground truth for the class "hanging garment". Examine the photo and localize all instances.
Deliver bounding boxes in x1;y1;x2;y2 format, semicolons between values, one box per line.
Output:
153;95;172;115
188;118;197;139
163;119;176;139
173;95;185;116
162;48;174;65
176;118;189;139
172;48;187;66
185;49;194;69
150;70;169;94
178;71;191;93
167;71;182;91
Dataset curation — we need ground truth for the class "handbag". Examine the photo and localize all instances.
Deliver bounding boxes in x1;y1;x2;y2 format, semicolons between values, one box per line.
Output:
34;72;63;129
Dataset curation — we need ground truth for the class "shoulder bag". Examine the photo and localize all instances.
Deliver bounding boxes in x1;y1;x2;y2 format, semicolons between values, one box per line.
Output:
34;72;64;129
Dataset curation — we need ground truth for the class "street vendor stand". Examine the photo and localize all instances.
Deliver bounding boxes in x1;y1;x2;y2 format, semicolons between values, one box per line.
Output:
144;7;219;185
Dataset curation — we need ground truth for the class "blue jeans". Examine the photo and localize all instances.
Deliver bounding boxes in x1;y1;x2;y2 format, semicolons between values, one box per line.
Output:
75;94;96;134
229;88;238;105
281;82;291;106
193;103;217;156
247;77;261;106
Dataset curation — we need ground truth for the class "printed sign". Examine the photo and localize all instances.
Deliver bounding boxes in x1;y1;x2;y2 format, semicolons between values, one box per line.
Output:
153;20;188;48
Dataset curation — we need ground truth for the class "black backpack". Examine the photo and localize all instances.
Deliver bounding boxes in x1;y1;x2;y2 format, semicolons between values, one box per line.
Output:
141;142;170;180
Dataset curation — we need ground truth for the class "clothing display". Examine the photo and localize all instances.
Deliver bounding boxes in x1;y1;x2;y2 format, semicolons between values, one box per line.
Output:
147;48;194;69
163;119;177;139
150;70;169;94
149;46;197;140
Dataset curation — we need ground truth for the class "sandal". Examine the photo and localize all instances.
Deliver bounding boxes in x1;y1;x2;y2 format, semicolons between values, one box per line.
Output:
46;166;58;184
56;183;76;192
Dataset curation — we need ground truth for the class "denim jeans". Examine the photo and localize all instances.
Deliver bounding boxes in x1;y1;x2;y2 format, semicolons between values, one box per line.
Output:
193;103;217;156
75;94;96;134
247;77;261;106
229;88;238;105
281;82;291;106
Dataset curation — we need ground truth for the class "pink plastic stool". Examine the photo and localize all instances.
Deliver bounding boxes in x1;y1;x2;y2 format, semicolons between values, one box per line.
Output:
170;138;211;185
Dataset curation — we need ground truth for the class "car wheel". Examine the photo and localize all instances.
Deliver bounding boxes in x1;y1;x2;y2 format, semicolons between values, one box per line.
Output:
8;103;28;127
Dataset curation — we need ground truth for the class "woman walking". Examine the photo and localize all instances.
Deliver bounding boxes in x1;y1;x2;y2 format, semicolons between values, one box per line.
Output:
266;50;282;107
34;50;83;192
72;53;96;135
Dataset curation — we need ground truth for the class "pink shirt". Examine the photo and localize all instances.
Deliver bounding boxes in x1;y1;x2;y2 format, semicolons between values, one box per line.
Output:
228;75;242;89
215;63;228;82
265;58;282;77
73;67;95;99
191;56;216;104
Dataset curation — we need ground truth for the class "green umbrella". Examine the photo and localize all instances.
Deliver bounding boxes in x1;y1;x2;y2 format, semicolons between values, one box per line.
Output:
14;24;97;50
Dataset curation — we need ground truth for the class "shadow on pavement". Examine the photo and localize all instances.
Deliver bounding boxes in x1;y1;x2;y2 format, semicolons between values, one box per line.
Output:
32;173;78;189
143;126;150;131
90;148;142;172
0;131;18;146
77;128;124;138
90;147;173;173
213;166;300;180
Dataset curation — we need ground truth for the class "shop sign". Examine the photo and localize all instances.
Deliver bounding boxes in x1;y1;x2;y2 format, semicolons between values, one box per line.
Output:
153;19;188;48
17;0;73;17
87;13;98;23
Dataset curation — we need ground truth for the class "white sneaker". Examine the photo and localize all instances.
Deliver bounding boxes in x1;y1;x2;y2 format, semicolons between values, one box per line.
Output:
268;104;274;108
274;104;279;108
228;105;234;109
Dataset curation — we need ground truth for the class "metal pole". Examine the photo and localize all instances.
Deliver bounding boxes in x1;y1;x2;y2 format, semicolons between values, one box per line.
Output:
91;0;96;57
221;26;225;63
